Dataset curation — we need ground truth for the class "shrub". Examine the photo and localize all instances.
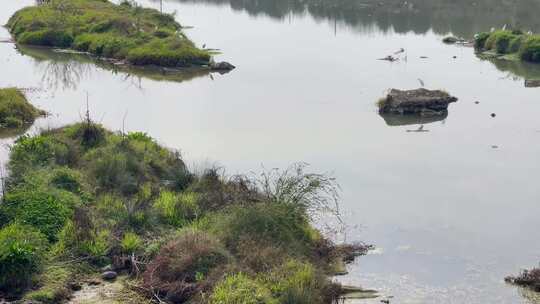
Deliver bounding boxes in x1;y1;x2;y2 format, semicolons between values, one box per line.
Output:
121;232;142;254
142;230;230;303
18;29;74;47
154;190;199;226
520;36;540;62
203;203;319;258
50;167;85;194
483;31;518;54
508;35;525;53
79;229;111;261
474;32;491;49
210;273;277;304
63;122;107;149
1;186;79;242
8;134;72;184
0;223;47;293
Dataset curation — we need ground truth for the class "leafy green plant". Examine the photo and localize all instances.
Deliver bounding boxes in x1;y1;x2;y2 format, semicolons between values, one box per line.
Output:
121;232;142;254
262;260;327;304
0;223;47;293
154;190;199;226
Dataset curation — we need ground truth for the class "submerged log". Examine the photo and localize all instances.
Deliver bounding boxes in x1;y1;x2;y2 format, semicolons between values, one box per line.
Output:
378;88;458;114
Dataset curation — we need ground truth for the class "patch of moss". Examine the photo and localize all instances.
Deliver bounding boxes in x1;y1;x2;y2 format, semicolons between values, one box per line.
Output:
8;0;211;67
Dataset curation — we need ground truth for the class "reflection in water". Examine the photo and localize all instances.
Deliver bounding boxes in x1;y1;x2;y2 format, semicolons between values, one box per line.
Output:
0;125;33;140
158;0;540;37
16;45;214;91
480;57;540;86
380;111;447;127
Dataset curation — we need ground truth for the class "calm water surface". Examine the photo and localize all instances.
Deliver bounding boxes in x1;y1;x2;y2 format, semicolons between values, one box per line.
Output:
2;0;540;303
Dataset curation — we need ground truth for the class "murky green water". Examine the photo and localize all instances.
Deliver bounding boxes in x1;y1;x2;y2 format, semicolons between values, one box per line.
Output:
2;0;540;303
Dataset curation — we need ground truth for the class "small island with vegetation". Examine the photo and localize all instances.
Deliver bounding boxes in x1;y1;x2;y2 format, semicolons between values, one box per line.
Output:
474;29;540;63
0;117;370;303
7;0;234;71
0;88;45;130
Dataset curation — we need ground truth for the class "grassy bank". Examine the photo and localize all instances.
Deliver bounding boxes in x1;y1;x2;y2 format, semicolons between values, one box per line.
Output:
7;0;211;68
0;88;45;129
475;30;540;63
0;120;369;303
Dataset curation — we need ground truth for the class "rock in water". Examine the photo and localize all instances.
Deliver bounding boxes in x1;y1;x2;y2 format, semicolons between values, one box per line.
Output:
102;271;118;281
378;88;458;115
442;36;459;44
210;61;236;71
525;79;540;87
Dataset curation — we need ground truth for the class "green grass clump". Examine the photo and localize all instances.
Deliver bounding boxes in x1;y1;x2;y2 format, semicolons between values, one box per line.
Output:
121;232;142;254
7;0;211;67
154;190;199;226
263;260;331;304
210;273;277;304
475;30;540;63
0;223;47;293
202;203;320;259
0;88;44;129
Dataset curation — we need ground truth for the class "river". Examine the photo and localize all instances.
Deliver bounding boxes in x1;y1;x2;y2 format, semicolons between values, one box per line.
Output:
1;0;540;303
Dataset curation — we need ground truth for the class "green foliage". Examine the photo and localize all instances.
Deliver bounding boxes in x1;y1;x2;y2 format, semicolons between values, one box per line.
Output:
262;260;327;304
1;186;79;242
202;203;319;258
0;223;47;293
483;30;518;53
126;37;210;66
50;167;85;194
7;0;210;67
19;29;73;47
121;232;142;254
520;36;540;62
154;190;199;226
210;273;277;304
0;88;44;129
474;32;491;49
142;229;231;301
8;134;72;184
80;229;110;259
477;30;540;63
